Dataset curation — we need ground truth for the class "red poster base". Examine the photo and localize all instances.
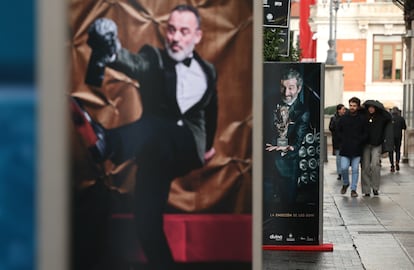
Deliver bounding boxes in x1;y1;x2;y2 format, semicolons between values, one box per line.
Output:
111;213;252;262
263;243;333;251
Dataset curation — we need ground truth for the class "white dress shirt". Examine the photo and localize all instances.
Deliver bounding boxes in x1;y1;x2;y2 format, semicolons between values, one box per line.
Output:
175;58;207;114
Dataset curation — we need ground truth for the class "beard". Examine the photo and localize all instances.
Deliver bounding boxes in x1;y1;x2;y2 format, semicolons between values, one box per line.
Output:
282;96;297;106
165;41;195;62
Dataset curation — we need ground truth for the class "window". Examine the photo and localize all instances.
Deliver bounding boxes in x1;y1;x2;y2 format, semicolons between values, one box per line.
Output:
372;35;402;82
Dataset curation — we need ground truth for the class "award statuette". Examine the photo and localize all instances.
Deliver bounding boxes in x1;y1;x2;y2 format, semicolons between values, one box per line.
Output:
273;104;290;147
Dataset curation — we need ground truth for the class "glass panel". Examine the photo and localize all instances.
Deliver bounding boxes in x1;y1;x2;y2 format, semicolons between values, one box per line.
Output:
383;45;393;60
373;50;380;80
396;69;401;80
395;51;402;68
395;50;402;80
374;35;402;42
382;59;392;79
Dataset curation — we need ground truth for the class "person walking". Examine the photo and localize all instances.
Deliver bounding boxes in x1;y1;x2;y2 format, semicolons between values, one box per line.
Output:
361;100;392;196
389;106;407;172
329;104;346;180
336;97;368;197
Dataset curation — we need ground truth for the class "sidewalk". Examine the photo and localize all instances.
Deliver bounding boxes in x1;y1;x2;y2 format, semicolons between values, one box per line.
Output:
263;155;414;270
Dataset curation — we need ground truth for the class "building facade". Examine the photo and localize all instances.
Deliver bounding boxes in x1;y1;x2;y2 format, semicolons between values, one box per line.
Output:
289;0;414;160
309;0;405;109
392;0;414;162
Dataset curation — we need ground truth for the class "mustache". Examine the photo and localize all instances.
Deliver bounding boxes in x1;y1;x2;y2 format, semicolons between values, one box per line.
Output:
168;41;181;49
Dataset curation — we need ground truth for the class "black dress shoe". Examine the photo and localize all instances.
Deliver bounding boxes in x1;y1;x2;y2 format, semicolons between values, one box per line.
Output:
70;96;108;163
373;189;379;196
340;184;349;194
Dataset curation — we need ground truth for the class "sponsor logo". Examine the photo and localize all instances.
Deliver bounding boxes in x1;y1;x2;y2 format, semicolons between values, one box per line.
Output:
269;234;283;241
286;233;295;242
306;236;315;241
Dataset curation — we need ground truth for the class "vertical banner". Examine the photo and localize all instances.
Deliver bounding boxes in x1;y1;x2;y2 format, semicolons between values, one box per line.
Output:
68;1;254;269
263;0;291;57
262;62;323;246
275;28;290;57
300;0;316;61
263;0;291;27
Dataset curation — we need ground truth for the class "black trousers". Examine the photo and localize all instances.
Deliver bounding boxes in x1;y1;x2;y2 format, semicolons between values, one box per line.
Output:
389;137;403;165
273;159;298;204
106;115;202;270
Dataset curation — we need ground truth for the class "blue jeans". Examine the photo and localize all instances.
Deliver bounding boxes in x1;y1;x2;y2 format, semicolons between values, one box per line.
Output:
335;149;341;175
341;156;361;191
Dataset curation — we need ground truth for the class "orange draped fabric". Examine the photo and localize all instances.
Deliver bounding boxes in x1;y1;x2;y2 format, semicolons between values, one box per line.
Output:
69;0;253;213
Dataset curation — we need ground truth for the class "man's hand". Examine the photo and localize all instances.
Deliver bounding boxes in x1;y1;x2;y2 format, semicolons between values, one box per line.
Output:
204;147;216;162
265;143;293;152
265;143;278;152
85;18;121;87
87;18;121;66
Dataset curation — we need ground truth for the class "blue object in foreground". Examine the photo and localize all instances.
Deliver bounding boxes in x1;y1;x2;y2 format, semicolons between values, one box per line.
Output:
0;87;36;270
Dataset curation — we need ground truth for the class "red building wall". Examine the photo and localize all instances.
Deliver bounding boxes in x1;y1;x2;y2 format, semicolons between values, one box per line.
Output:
337;39;367;92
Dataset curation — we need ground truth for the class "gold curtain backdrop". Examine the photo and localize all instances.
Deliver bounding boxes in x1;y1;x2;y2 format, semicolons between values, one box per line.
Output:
69;0;253;213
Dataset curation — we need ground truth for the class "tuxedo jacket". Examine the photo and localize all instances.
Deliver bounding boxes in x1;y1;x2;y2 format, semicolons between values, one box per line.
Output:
109;45;218;163
272;98;311;179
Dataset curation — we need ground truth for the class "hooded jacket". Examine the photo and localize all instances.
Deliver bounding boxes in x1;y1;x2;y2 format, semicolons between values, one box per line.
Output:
363;100;393;152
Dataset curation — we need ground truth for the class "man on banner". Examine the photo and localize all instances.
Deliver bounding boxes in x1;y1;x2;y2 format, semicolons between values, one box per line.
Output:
71;4;218;270
265;68;311;204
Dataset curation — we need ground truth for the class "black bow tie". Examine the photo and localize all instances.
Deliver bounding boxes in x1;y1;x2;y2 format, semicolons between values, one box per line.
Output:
181;57;192;67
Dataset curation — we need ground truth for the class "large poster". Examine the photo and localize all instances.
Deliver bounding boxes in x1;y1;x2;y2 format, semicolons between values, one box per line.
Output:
262;62;323;246
68;1;253;269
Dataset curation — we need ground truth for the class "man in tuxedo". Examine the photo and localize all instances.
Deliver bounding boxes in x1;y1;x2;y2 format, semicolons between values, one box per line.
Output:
265;68;311;204
73;4;217;269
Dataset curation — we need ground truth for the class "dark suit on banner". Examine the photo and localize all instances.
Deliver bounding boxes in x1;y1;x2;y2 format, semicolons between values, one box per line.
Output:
108;45;217;167
105;45;218;269
272;98;310;204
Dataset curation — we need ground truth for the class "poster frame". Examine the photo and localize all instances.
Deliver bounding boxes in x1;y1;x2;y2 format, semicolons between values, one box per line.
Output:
37;1;264;270
261;62;325;247
263;0;291;28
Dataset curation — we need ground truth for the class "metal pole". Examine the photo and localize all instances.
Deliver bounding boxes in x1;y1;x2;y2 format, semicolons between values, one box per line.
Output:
326;0;337;65
334;0;339;60
334;2;338;45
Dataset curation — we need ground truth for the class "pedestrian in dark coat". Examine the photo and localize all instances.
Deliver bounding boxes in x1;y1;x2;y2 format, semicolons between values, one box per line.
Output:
329;104;346;180
389;106;407;172
336;97;368;197
361;100;392;196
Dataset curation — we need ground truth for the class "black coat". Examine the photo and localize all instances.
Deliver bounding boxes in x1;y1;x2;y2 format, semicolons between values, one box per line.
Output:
366;111;391;146
362;100;393;152
329;112;342;153
382;120;394;153
337;109;368;158
271;97;311;179
391;114;407;139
